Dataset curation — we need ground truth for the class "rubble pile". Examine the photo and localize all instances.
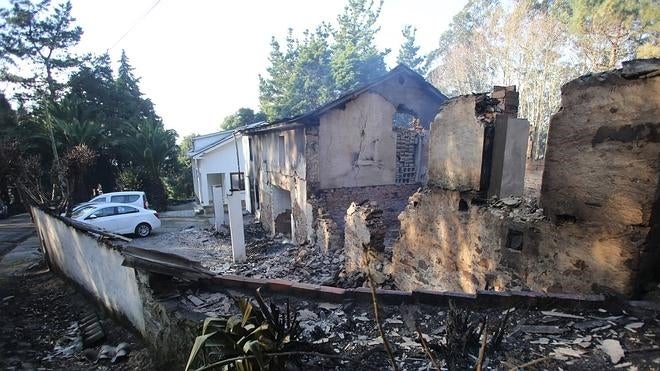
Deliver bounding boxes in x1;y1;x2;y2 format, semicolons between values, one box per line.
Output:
488;195;546;224
171;283;660;370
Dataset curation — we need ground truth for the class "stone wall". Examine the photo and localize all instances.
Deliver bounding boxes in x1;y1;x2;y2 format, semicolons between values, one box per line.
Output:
541;63;660;227
540;60;660;293
428;95;485;190
391;61;660;297
392;190;513;293
344;202;390;284
427;87;519;192
391;188;646;296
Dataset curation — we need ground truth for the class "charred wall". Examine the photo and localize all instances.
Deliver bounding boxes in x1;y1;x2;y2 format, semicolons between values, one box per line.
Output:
249;127;313;245
313;184;419;252
391;60;660;297
391;189;644;295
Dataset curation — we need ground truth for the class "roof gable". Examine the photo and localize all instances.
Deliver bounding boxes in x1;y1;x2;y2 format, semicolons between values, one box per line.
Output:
243;65;447;134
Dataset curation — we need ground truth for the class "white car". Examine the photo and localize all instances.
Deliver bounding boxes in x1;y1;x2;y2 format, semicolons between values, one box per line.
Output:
88;191;150;209
71;203;161;237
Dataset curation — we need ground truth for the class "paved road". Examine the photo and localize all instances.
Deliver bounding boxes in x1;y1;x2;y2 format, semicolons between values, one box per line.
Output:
0;213;36;260
0;213;41;279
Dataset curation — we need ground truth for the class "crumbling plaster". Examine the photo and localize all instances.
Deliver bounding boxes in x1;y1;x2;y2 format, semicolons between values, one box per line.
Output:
319;92;398;189
249;128;313;245
387;62;660;297
391;189;644;296
427;96;485;190
541;70;660;227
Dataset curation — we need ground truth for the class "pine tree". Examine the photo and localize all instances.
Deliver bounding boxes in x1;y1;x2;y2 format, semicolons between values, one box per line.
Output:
0;0;83;205
117;50;142;100
331;0;388;92
397;25;426;75
259;0;390;120
258;31;299;120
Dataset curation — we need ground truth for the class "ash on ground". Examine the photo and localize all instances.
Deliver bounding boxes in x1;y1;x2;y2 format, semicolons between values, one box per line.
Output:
124;218;378;288
171;283;660;371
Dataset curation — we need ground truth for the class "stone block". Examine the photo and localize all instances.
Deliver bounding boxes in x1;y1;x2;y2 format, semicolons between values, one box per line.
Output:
489;116;529;198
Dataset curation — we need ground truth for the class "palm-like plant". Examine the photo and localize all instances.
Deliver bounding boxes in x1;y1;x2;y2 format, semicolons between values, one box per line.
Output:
186;289;302;371
120;119;177;177
53;116;104;149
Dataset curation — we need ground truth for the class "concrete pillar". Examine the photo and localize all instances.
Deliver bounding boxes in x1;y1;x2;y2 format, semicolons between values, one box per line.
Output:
226;191;246;262
488;116;529;198
212;185;225;228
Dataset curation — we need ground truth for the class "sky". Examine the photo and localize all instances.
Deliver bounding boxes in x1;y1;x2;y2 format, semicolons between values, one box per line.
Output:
8;0;468;139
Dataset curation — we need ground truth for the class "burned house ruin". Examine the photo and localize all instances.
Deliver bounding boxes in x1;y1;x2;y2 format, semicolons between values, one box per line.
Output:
240;59;659;299
387;60;659;297
241;65;447;251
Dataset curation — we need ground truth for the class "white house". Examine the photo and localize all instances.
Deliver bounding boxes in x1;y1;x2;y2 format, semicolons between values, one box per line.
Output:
189;130;249;210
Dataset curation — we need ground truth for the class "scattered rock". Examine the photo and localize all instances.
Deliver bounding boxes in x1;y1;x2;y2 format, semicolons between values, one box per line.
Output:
553;347;584;358
600;339;625;364
624;322;644;331
297;309;319;322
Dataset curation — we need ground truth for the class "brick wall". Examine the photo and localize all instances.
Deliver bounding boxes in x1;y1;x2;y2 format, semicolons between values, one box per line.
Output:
395;128;420;184
314;184;419;250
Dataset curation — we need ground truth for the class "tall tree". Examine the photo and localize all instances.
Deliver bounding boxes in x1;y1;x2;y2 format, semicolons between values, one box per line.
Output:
427;0;575;159
259;25;336;120
116;50;158;123
288;25;335;115
331;0;388;92
0;0;82;102
221;107;266;130
568;0;659;70
259;0;390;121
259;30;299;120
397;25;426;74
0;0;83;205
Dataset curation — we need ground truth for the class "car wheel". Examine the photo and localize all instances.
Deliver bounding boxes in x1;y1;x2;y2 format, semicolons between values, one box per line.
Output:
135;223;151;237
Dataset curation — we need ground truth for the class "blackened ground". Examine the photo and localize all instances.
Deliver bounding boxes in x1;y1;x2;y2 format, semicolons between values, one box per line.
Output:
0;214;156;371
0;262;156;370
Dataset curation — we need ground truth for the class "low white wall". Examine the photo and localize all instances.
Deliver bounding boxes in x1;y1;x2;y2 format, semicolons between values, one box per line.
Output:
31;207;146;333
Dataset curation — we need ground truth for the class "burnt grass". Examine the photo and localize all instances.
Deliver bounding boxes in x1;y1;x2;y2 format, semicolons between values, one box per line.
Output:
0;260;156;371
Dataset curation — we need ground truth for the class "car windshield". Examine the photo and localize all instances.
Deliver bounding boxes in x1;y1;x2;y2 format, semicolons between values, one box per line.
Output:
71;205;96;219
